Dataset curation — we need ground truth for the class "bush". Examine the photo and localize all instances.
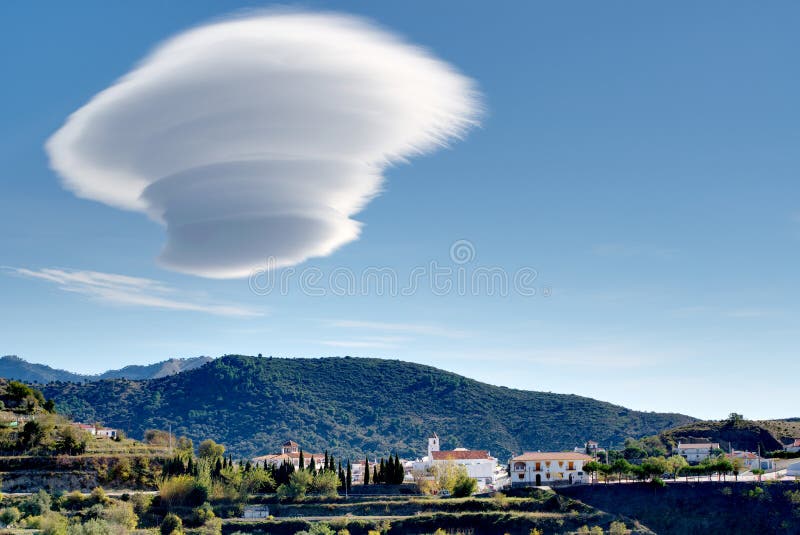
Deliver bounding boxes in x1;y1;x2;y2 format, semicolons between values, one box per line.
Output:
90;487;109;505
161;513;183;535
25;489;52;515
195;517;222;535
0;506;21;527
100;501;138;530
452;473;478;497
277;470;313;501
295;524;335;535
130;493;153;516
39;512;68;535
67;519;115;535
313;470;341;498
609;521;629;534
160;475;209;508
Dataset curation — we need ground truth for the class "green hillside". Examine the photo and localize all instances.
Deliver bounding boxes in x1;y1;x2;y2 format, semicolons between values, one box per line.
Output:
40;355;695;460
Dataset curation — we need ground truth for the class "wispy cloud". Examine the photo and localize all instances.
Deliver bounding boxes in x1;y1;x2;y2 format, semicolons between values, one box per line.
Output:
329;319;468;338
4;267;261;317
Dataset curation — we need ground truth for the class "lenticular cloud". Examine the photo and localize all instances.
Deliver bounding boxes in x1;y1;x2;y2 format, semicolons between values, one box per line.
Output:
46;12;481;278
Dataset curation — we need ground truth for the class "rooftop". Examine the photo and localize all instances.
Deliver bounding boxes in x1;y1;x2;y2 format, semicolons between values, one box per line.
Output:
431;449;491;461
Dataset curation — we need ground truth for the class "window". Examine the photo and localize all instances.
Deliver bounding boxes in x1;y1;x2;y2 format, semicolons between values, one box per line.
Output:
568;462;575;470
514;462;525;471
535;462;541;471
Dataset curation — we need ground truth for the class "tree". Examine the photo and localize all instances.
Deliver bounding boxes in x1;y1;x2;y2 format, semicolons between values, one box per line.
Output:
641;457;669;481
299;450;305;471
346;461;352;492
198;439;225;460
277;469;313;501
583;461;606;484
312;470;340;498
0;507;21;527
611;459;631;483
452;472;477;497
363;457;370;485
667;455;688;480
161;514;182;535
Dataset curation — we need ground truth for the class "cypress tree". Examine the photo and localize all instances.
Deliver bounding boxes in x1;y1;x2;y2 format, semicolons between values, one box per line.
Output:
346;460;352;492
299;450;305;471
364;457;370;485
372;465;378;485
324;450;329;471
309;456;316;474
379;458;386;484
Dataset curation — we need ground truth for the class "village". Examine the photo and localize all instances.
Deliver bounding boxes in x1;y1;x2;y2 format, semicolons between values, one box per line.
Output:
248;432;800;494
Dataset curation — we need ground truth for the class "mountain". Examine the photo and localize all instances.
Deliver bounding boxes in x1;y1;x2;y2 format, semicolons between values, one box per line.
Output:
40;355;695;460
0;355;213;383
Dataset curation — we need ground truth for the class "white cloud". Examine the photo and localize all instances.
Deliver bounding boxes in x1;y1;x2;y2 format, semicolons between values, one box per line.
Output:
5;267;260;317
46;11;481;279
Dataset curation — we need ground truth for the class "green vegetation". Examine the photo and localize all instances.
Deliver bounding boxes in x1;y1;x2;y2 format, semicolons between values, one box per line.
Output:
42;355;694;459
653;414;800;453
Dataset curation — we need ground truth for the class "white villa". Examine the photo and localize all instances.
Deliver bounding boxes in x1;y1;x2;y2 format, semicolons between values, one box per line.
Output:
727;450;775;471
573;440;606;458
510;451;592;487
252;440;326;469
675;442;720;463
412;433;499;489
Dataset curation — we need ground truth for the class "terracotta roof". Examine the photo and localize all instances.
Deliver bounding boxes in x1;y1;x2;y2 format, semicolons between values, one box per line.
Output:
677;443;719;449
252;452;325;463
511;452;593;462
791;439;800;447
431;450;490;461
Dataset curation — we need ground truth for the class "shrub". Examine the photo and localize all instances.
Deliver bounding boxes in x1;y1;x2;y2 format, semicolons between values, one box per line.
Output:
67;519;115;535
609;521;629;534
161;513;183;535
39;512;68;535
160;475;209;508
25;489;52;515
100;501;137;530
130;493;153;516
195;517;222;535
295;524;335;535
276;470;313;501
452;473;478;497
90;487;109;505
0;506;21;527
313;470;341;498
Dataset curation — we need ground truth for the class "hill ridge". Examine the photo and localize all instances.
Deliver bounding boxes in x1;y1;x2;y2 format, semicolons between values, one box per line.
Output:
40;354;695;460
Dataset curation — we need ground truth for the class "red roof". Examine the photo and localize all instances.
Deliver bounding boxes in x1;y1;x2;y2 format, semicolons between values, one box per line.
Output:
431;450;490;461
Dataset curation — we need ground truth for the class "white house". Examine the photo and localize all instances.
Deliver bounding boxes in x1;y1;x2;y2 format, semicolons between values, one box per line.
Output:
252;440;326;469
76;424;96;436
675;442;720;463
412;433;499;489
573;440;605;458
726;451;774;471
784;439;800;453
510;452;592;487
95;427;117;439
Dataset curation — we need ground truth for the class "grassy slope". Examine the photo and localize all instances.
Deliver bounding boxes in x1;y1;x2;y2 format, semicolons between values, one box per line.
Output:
42;355;694;460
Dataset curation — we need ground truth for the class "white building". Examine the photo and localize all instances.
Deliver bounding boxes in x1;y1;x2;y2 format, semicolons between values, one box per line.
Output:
727;451;775;471
676;442;720;463
412;433;500;490
787;462;800;478
573;440;605;457
510;452;592;487
252;440;326;469
96;427;117;439
784;439;800;453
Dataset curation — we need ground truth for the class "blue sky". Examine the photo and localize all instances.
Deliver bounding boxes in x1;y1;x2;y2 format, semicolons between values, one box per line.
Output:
1;1;798;420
